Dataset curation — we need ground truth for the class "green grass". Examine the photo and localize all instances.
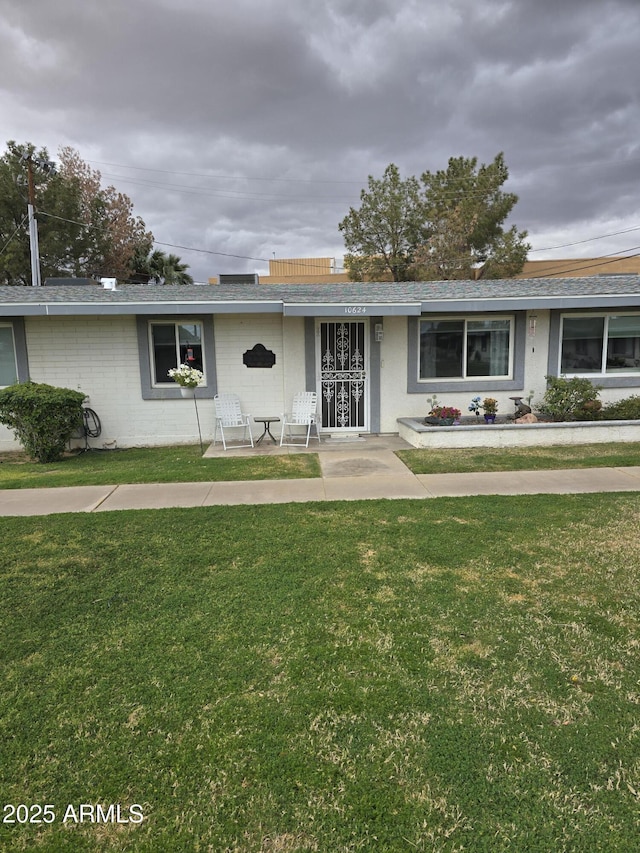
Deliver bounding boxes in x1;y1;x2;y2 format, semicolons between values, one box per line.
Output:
397;441;640;474
0;445;321;489
1;493;640;851
3;441;640;491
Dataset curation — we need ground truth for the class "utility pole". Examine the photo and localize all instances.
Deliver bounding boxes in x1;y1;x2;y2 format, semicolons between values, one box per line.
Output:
21;153;56;287
25;158;41;288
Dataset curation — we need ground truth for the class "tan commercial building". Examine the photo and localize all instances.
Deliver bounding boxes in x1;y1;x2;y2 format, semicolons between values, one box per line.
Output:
210;256;640;285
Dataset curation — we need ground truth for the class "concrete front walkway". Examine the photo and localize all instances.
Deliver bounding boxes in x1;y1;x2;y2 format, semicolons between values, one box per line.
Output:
1;435;640;516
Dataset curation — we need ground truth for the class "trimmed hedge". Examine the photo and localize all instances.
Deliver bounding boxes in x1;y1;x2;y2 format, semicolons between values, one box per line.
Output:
601;395;640;421
540;375;602;422
0;382;85;462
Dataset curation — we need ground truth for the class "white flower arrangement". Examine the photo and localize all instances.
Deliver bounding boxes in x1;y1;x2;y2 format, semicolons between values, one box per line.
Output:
167;363;204;388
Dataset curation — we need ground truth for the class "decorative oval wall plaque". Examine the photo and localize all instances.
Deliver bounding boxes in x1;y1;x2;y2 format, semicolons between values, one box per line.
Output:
243;343;276;368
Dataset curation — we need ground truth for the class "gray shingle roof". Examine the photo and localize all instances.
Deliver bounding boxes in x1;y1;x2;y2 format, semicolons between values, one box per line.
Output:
1;276;639;317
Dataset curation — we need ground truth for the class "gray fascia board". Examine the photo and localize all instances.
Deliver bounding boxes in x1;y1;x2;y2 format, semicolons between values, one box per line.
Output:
0;305;48;316
3;300;284;317
283;302;422;317
420;294;640;312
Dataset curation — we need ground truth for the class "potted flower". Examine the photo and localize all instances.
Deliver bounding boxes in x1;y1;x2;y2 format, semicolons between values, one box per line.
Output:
427;405;461;426
469;396;498;423
168;363;204;397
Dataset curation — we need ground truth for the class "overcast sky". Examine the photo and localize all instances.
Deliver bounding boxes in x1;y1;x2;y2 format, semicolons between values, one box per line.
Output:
1;0;639;282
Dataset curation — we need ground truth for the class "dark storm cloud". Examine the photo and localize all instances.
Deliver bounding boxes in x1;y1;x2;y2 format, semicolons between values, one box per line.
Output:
1;0;639;279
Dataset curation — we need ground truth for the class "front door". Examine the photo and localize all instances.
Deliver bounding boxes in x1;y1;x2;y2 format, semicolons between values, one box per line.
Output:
318;320;368;432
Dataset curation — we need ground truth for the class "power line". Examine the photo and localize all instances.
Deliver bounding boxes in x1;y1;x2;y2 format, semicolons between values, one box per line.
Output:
87;160;365;185
88;160;525;203
35;211;344;273
31;211;640;279
0;213;28;255
529;224;640;252
525;248;640;279
98;171;354;204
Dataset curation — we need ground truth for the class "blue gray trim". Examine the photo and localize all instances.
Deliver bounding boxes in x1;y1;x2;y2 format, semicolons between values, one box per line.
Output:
548;309;640;389
407;312;526;393
0;316;29;382
304;318;315;391
0;317;29;382
0;301;283;317
136;315;217;400
284;303;421;317
417;294;640;313
368;318;382;432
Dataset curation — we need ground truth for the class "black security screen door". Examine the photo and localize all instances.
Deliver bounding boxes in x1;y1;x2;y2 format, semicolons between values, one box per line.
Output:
320;321;366;429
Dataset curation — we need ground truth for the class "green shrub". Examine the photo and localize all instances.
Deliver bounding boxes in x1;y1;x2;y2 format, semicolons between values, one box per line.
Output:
0;382;85;462
601;395;640;421
540;375;602;422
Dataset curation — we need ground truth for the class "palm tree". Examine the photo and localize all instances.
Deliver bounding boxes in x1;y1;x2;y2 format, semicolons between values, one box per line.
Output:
131;249;194;285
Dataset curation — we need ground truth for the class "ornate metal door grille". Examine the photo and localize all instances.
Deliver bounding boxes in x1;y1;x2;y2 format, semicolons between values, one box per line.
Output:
320;321;366;429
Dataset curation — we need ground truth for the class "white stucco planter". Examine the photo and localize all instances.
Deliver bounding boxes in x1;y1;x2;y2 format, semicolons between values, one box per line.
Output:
397;418;640;449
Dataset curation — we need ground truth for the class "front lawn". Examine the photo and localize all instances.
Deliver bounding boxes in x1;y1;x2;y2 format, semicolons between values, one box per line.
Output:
0;444;321;489
397;441;640;474
1;493;640;851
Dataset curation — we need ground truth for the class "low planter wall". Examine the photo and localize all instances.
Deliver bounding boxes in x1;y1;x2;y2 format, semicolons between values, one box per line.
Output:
397;417;640;449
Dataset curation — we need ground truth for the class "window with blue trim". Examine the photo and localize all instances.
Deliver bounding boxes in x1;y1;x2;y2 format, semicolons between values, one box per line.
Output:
149;322;205;385
419;316;513;380
560;314;640;375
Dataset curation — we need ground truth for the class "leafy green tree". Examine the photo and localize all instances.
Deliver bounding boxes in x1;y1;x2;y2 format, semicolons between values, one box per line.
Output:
57;147;153;282
0;141;86;285
416;153;530;280
0;141;153;285
339;164;426;282
339;154;529;282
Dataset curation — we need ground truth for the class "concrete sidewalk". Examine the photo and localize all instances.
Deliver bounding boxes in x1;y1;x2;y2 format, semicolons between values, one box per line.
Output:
1;434;640;515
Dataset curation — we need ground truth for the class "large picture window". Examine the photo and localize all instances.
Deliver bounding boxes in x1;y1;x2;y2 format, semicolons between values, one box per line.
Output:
0;324;18;386
149;322;204;385
419;317;512;380
560;314;640;375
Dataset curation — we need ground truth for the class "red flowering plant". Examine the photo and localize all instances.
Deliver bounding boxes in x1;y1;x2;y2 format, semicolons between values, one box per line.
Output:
430;406;461;420
424;395;461;425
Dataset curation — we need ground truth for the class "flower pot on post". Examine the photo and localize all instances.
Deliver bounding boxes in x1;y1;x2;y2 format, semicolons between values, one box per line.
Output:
168;363;205;453
168;364;204;396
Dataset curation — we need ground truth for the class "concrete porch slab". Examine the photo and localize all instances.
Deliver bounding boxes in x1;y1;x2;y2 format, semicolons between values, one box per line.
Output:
319;449;413;478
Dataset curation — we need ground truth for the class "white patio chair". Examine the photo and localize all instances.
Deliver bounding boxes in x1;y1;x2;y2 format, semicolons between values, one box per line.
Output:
213;394;254;450
280;391;321;447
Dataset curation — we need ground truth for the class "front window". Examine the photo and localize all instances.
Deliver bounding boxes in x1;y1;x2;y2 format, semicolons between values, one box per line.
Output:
149;322;204;385
0;325;18;386
419;317;512;380
560;314;640;375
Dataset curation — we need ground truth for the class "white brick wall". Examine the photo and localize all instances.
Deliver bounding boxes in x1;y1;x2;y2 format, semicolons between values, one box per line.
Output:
0;315;215;450
0;313;308;451
1;309;635;453
214;314;285;419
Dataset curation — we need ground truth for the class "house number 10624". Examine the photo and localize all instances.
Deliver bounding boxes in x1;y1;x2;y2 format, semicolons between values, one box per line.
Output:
344;306;366;314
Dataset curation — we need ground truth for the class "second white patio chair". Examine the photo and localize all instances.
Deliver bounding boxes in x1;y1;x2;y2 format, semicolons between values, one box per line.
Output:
213;394;254;450
280;391;321;447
